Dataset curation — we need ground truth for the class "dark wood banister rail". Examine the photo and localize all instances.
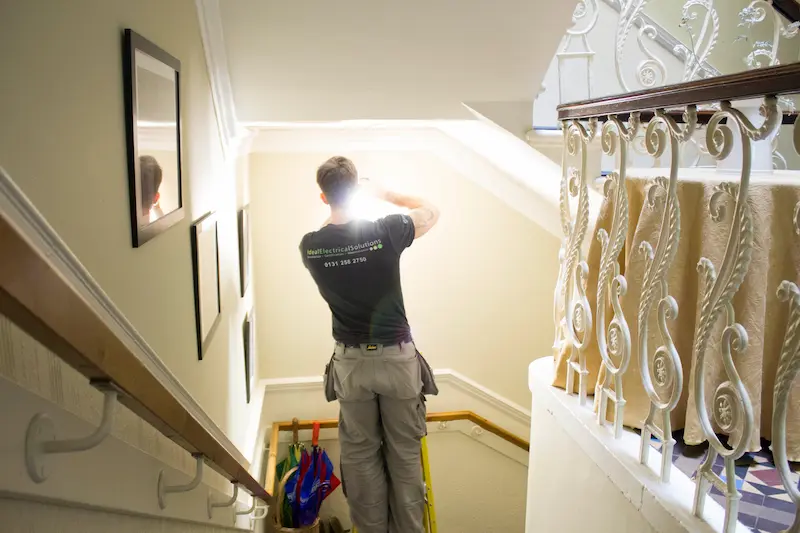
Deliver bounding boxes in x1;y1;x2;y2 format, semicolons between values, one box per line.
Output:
0;214;270;501
264;411;530;496
558;63;800;122
774;0;800;24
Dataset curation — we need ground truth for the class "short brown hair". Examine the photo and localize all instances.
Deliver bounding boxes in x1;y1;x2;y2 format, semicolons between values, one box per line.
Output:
316;156;358;207
140;155;163;214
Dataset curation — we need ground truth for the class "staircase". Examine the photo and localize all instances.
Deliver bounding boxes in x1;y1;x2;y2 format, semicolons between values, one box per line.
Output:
4;0;800;532
530;0;800;171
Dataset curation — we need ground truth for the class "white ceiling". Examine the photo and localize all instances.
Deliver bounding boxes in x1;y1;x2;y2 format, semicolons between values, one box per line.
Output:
218;0;578;122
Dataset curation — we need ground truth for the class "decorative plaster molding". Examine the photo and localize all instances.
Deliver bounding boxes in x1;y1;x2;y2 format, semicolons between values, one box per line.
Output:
435;368;532;425
195;0;246;159
246;123;585;238
260;369;530;466
260;368;531;426
0;166;250;470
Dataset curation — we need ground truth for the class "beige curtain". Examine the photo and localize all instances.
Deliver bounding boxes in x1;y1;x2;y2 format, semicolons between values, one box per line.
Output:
553;176;800;459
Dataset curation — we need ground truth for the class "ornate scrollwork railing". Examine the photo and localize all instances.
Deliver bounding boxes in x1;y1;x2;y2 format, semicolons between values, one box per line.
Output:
676;0;720;82
739;0;800;70
555;63;800;533
557;0;601;103
772;193;800;533
560;120;597;407
690;96;780;532
610;0;668;91
637;106;697;482
595;114;639;437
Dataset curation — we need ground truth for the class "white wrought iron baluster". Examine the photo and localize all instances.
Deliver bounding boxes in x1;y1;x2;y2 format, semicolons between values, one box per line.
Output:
772;197;800;533
561;120;597;407
739;0;800;70
773;125;789;170
736;0;798;169
553;244;568;360
692;97;781;533
557;0;600;104
638;106;698;482
595;113;640;437
676;0;720;82
689;127;712;168
610;0;667;91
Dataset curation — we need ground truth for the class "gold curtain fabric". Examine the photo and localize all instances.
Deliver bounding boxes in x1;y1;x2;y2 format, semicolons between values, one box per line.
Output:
552;175;800;459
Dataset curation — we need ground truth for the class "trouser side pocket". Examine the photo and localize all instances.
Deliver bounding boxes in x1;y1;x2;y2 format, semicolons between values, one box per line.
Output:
323;354;336;402
416;350;439;396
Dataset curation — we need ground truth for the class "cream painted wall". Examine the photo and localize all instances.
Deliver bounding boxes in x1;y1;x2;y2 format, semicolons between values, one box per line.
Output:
0;0;253;456
250;150;560;406
525;401;658;533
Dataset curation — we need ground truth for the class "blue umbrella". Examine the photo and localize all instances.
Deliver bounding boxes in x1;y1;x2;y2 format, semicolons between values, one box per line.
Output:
295;423;341;527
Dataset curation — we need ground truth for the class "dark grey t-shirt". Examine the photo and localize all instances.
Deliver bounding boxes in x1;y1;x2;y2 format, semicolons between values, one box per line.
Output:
300;214;415;345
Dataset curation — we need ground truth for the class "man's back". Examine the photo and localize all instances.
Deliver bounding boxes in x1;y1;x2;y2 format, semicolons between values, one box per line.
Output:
300;214;415;345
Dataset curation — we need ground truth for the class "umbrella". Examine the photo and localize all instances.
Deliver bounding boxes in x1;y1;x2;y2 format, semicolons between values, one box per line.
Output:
275;419;304;527
295;422;341;527
311;423;341;514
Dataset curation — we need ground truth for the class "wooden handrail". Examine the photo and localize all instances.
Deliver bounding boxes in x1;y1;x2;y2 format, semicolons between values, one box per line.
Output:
0;214;270;501
264;410;529;496
558;63;800;121
774;0;800;23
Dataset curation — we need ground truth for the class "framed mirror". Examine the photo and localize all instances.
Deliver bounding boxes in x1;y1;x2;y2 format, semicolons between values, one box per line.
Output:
123;29;184;247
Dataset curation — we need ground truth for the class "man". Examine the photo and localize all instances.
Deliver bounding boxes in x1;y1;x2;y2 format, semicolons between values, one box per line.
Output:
140;154;164;221
299;156;440;533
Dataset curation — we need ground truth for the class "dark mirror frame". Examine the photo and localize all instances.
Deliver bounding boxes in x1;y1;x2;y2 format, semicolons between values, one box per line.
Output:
123;29;185;248
238;205;251;297
242;310;255;403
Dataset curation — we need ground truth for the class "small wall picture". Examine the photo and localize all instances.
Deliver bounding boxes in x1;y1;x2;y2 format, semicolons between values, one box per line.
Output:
238;206;251;297
191;212;222;360
242;310;255;403
123;29;184;247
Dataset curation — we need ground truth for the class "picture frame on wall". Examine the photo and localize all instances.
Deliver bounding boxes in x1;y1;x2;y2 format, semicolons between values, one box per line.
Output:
191;212;222;360
123;28;185;248
242;310;255;403
237;206;251;297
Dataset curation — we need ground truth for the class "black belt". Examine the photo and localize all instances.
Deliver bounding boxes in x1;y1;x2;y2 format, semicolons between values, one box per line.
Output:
336;339;412;349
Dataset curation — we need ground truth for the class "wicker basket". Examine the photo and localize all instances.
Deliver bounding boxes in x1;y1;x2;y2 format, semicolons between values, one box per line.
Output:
274;467;321;533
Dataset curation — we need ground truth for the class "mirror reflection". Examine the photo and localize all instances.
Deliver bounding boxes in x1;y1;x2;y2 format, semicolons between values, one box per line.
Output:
134;49;180;225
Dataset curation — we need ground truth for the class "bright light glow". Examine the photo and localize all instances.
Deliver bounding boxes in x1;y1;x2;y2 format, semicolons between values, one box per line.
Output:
348;188;407;221
137;120;177;128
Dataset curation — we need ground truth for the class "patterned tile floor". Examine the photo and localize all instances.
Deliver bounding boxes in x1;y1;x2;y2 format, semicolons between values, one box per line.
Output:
651;432;798;532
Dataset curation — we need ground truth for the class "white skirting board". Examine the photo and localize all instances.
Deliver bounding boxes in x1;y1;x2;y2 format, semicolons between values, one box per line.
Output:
258;367;532;466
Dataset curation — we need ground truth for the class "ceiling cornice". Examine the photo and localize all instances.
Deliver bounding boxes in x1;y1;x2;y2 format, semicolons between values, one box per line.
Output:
195;0;247;158
247;124;569;238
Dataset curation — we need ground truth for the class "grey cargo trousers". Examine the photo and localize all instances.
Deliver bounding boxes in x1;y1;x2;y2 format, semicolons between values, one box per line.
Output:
327;341;431;533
